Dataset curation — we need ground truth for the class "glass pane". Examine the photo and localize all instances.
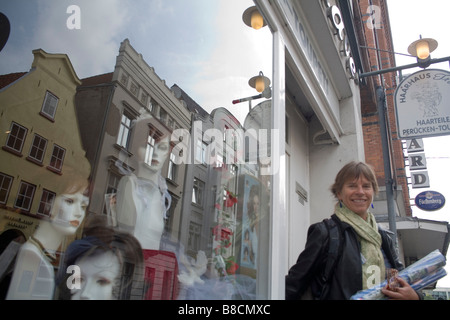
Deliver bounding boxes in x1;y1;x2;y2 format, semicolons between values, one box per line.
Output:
0;0;272;301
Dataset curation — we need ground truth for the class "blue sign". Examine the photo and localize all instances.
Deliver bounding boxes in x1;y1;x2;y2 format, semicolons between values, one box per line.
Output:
415;191;446;211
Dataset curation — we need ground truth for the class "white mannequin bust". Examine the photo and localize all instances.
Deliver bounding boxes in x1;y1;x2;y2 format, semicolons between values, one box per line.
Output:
6;190;88;300
115;134;171;250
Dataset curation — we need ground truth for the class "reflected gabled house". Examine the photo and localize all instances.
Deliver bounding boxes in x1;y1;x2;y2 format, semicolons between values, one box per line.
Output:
0;49;91;252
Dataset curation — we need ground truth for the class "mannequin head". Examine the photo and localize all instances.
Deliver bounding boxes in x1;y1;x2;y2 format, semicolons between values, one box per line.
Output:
70;249;120;300
50;188;89;236
58;224;144;300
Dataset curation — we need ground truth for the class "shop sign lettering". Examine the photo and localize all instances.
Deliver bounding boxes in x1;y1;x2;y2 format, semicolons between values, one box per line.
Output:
395;69;450;139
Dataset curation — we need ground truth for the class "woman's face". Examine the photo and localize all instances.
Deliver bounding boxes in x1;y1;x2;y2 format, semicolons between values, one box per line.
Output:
337;175;374;218
71;250;120;300
51;190;89;235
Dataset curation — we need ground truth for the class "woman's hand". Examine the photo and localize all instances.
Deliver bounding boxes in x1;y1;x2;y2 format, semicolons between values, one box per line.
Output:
381;277;420;300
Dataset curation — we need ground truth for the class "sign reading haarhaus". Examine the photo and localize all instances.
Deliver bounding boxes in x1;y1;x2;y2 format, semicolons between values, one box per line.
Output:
395;69;450;139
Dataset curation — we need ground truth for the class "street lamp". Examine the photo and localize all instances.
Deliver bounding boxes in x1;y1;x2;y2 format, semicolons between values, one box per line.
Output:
358;36;450;245
407;36;438;68
232;71;271;112
360;37;450;79
248;71;271;93
242;6;267;30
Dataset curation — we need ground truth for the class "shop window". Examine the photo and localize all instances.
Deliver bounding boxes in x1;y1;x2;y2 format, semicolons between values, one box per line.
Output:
48;144;65;172
4;122;28;155
192;178;204;206
27;133;48;164
14;181;36;212
37;189;55;217
0;172;13;204
117;113;133;149
40;91;58;120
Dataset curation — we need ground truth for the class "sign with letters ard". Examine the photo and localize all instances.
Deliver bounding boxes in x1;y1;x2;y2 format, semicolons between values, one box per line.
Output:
395;69;450;139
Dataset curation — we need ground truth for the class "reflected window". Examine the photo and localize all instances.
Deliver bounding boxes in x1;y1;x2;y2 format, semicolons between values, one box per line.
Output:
5;122;27;154
14;181;35;211
40;91;58;120
188;222;201;252
195;139;207;165
192;178;204;206
37;189;55;217
0;173;13;204
144;135;156;166
28;134;48;164
167;152;177;181
48;144;65;172
117;113;133;149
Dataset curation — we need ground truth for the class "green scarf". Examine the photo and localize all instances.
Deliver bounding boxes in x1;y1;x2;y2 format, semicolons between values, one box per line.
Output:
335;204;385;290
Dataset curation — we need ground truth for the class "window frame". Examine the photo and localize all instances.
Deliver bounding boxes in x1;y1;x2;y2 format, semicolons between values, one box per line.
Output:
40;91;59;121
48;144;66;173
0;172;13;204
27;133;48;164
14;180;36;212
4;122;28;155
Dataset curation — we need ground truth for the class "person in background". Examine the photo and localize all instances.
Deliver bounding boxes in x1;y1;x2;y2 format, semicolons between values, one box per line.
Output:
285;161;421;300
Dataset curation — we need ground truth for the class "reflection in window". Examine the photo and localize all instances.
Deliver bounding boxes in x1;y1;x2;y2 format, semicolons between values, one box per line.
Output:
0;173;13;204
48;144;65;172
188;222;202;253
195;139;207;165
144;135;156;166
5;122;27;154
14;181;35;211
41;91;58;120
192;178;204;206
37;189;55;217
167;152;177;181
28;134;48;163
117;113;132;149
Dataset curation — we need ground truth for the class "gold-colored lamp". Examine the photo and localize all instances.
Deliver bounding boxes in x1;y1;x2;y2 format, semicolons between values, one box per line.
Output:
249;71;271;93
407;36;438;60
242;6;267;30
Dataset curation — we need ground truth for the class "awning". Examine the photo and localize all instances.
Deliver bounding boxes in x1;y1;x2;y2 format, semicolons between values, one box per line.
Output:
377;216;450;261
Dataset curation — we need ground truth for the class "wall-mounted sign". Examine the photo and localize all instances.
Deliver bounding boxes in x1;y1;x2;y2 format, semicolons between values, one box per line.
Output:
411;170;430;189
395;69;450;139
415;190;446;211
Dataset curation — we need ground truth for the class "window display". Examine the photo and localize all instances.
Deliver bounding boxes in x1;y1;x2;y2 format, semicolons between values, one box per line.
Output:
0;0;273;300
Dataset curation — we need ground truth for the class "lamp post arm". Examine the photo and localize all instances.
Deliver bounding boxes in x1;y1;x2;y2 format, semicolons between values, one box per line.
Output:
359;56;450;78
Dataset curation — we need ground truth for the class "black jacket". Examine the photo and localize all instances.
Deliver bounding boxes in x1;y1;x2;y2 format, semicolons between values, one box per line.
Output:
285;214;403;300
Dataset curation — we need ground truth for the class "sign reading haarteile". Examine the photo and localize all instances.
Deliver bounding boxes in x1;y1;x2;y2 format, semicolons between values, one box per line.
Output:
415;190;446;211
395;69;450;139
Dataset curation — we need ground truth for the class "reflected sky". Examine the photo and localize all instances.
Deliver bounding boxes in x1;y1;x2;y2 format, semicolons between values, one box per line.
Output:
0;0;272;123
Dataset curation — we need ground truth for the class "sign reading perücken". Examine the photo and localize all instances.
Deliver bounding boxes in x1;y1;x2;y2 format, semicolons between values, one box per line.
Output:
395;69;450;139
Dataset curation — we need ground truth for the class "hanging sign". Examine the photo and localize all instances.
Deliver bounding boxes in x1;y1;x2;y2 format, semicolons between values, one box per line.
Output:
415;190;446;211
395;69;450;139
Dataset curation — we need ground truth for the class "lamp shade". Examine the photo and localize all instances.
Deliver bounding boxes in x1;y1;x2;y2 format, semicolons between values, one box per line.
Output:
249;71;270;93
243;6;267;30
407;37;438;60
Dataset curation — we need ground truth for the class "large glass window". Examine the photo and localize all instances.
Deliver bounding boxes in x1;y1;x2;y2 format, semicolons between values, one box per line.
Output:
0;0;273;301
